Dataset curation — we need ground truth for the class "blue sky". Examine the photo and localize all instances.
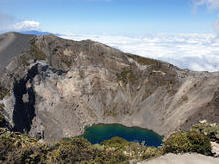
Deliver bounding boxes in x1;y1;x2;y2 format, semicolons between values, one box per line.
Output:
0;0;219;72
0;0;219;34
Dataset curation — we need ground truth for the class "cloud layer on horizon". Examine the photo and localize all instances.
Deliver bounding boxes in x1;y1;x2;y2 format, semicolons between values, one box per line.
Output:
61;33;219;72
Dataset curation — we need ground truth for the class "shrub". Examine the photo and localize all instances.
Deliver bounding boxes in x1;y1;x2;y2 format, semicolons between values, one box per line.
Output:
48;137;129;164
191;122;219;143
0;85;9;100
30;43;47;61
126;54;158;66
187;131;211;155
0;104;7;128
0;124;215;163
19;55;30;66
47;137;97;163
141;147;160;160
101;137;129;149
163;131;212;155
116;68;136;84
101;137;161;161
100;137;129;162
0;128;48;163
0;114;6;128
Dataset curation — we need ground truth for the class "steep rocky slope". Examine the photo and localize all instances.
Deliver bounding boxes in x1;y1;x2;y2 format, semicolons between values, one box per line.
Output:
0;32;33;69
0;32;218;140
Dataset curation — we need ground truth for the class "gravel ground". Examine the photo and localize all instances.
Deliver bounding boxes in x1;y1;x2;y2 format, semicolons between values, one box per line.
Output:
138;153;219;164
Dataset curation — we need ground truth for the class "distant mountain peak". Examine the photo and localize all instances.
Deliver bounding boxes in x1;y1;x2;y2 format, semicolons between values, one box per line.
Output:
19;30;51;36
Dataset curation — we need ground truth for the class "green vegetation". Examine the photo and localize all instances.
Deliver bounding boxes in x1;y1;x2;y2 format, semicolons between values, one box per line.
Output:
101;137;161;161
103;109;117;117
0;85;9;127
60;56;72;68
116;68;136;84
0;84;9;100
0;103;4;111
181;95;188;102
127;54;159;66
0;114;6;128
0;104;6;127
163;131;212;155
191;121;219;143
47;137;106;163
101;136;130;149
54;47;72;68
0;122;217;163
30;43;47;61
0;132;130;164
0;128;48;163
103;106;119;117
177;95;189;105
0;130;161;163
19;54;30;66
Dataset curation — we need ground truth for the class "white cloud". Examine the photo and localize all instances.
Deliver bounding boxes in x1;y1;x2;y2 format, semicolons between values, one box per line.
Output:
193;0;219;10
0;11;41;33
12;20;40;31
60;33;219;72
193;0;219;35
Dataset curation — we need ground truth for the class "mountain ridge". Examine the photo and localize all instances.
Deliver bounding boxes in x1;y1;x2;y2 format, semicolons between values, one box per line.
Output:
0;32;218;140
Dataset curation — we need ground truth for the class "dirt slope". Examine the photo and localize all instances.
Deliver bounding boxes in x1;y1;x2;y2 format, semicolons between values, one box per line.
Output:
0;32;33;69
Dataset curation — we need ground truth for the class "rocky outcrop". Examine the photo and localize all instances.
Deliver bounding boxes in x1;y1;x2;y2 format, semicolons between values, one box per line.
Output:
0;33;218;140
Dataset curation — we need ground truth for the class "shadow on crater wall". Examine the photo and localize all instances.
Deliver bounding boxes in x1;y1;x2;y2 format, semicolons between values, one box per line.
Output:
12;64;38;133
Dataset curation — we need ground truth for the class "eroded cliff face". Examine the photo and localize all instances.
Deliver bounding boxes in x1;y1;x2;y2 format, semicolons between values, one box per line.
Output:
0;33;218;140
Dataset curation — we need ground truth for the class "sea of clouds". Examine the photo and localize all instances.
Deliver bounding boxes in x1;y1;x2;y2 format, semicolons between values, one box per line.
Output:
60;33;219;72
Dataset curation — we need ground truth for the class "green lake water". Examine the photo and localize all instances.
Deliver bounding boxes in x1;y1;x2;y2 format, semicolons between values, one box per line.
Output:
82;124;163;147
